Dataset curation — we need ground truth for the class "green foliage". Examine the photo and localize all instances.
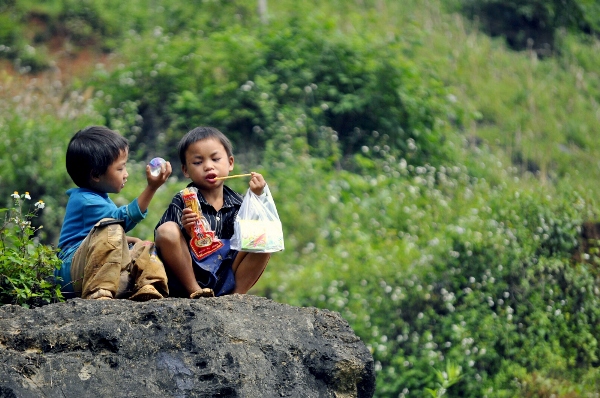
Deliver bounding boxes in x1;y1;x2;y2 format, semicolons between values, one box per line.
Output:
90;13;459;173
262;143;600;397
0;9;49;72
411;4;600;203
425;361;463;397
2;0;600;397
0;76;104;242
0;192;63;308
0;0;266;70
449;0;599;52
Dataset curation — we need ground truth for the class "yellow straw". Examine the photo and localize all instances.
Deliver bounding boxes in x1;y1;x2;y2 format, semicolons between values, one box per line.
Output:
214;173;252;180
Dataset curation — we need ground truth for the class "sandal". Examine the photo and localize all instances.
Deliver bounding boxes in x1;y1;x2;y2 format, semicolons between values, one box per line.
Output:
190;288;215;299
130;284;164;301
85;288;114;300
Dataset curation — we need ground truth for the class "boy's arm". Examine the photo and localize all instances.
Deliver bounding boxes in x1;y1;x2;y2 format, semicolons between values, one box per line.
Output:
136;185;159;214
137;161;172;212
126;236;142;245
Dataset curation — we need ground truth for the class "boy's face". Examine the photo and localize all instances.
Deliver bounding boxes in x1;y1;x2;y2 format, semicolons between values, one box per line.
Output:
182;138;234;190
91;149;129;194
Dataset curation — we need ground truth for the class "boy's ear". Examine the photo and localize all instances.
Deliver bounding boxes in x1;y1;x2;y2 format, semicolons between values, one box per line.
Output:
182;164;190;178
228;155;234;171
90;170;101;182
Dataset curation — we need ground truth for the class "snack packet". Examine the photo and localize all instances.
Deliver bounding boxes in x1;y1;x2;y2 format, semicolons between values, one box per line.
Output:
181;187;223;259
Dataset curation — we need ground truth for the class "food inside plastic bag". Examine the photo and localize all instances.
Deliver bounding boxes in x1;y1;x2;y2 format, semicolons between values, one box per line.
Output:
231;185;284;253
181;187;223;259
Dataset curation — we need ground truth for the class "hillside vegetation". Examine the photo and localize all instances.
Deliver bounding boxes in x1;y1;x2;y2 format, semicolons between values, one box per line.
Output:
1;0;600;396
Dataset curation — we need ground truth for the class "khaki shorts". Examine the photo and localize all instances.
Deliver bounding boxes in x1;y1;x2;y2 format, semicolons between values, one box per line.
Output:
70;218;168;299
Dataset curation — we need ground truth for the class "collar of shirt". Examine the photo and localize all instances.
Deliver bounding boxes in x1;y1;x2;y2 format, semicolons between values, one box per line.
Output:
186;183;243;210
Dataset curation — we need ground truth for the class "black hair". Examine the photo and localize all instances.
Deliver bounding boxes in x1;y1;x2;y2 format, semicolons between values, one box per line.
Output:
66;126;129;188
177;126;233;165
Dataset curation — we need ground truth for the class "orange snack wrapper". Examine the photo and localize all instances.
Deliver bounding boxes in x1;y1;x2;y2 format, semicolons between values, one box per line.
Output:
182;188;223;259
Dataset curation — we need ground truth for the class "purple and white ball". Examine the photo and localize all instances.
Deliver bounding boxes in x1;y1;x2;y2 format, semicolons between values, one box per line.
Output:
149;157;166;177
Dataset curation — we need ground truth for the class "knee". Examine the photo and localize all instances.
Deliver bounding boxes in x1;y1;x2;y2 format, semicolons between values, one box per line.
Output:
91;218;126;246
155;222;182;246
98;218;124;227
94;218;125;236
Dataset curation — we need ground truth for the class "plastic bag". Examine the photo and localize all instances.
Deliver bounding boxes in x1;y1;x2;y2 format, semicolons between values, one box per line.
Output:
231;184;284;253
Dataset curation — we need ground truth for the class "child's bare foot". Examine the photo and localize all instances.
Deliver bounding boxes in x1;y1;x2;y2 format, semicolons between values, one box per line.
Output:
190;288;215;299
130;284;164;301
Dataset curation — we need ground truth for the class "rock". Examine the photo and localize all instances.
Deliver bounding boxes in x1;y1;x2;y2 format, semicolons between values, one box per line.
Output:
0;295;375;397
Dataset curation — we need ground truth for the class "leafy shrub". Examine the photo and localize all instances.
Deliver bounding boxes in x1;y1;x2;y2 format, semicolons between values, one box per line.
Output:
0;192;63;308
261;144;600;397
0;0;264;70
91;14;459;173
2;1;600;396
0;7;49;72
449;0;599;53
0;75;104;242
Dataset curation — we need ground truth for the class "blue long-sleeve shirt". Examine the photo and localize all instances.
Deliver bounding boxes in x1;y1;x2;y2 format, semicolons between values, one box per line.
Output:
55;188;147;291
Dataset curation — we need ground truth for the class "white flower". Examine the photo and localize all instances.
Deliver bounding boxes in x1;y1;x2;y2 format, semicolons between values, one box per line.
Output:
24;192;31;200
11;191;19;198
35;200;45;209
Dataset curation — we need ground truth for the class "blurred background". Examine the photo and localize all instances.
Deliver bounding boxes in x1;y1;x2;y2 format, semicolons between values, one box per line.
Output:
1;0;600;396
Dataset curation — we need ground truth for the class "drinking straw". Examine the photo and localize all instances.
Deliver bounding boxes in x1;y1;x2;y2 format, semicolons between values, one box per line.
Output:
214;173;252;180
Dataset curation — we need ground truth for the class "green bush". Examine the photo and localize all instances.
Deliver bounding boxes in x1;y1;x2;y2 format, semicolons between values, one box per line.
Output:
91;14;459;173
261;144;600;397
449;0;599;53
3;1;600;396
0;9;49;72
0;192;63;308
0;78;104;242
0;0;266;70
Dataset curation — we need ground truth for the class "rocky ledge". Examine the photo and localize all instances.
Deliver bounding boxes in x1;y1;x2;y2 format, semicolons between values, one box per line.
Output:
0;295;375;397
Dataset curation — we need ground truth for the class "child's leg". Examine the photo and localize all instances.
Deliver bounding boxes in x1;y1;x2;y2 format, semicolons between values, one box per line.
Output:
155;221;204;296
71;219;130;299
231;252;270;294
127;241;169;299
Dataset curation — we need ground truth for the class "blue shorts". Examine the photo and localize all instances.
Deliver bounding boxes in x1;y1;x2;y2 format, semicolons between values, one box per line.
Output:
166;239;237;297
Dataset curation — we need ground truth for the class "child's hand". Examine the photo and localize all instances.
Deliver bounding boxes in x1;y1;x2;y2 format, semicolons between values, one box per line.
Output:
249;172;266;195
146;161;172;189
181;208;199;236
126;236;142;245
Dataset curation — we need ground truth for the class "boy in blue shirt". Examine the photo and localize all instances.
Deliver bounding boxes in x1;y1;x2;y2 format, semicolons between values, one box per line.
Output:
154;126;270;298
56;126;172;301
